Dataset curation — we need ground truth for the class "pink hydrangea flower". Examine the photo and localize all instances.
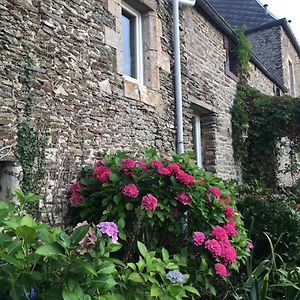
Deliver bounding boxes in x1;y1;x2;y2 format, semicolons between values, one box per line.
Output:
175;191;191;205
193;231;206;246
93;166;111;182
220;198;225;204
151;160;164;169
225;195;232;203
204;239;222;257
70;181;84;204
247;241;254;249
223;222;238;236
224;206;235;219
142;194;158;211
122;183;139;198
97;222;118;243
96;160;104;167
199;179;205;185
214;263;229;277
123;168;134;176
119;159;136;169
157;167;172;175
136;161;147;170
175;170;194;185
210;225;229;242
220;241;237;264
166;163;181;174
208;186;222;198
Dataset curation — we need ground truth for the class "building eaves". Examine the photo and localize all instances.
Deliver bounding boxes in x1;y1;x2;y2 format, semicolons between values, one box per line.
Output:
246;18;300;58
194;0;288;93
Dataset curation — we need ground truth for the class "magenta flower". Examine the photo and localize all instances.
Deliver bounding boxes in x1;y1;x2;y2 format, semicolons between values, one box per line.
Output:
208;186;222;198
166;163;181;174
175;191;191;205
247;241;254;249
220;241;237;264
223;222;238;236
136;161;147;170
96;160;104;167
224;206;235;219
141;194;158;211
204;239;222;257
193;231;206;246
225;195;232;202
210;225;229;242
93;166;111;182
119;159;136;169
123;168;134;176
157;167;172;175
122;183;139;198
97;222;118;243
70;181;84;204
199;178;205;185
175;170;194;185
151;160;164;169
214;263;229;277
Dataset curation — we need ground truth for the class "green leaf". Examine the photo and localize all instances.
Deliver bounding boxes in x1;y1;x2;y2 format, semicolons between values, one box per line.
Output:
137;241;148;258
36;243;64;256
20;214;36;228
128;272;144;283
16;225;37;244
151;284;163;297
63;289;79;300
15;189;25;205
117;218;125;229
71;224;89;244
162;247;169;263
184;286;200;296
109;172;119;182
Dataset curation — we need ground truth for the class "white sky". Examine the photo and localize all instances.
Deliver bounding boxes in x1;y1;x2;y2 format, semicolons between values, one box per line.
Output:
263;0;300;43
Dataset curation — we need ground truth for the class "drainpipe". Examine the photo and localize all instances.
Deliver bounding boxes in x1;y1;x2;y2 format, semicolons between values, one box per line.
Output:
172;0;196;153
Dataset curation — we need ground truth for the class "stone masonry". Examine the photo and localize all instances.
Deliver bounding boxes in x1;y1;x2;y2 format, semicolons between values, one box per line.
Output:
0;0;288;219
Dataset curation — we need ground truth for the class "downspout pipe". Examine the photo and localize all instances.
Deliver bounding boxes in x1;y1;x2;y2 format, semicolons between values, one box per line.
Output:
172;0;196;154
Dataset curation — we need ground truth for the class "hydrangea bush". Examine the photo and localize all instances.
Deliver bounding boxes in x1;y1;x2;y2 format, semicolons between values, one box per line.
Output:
70;149;252;295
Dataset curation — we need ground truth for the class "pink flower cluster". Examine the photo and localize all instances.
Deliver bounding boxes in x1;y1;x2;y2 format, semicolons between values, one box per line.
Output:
75;221;97;254
119;159;147;173
175;191;191;205
93;165;111;182
224;206;235;219
205;239;222;257
193;231;206;246
122;183;139;198
142;194;158;211
214;263;229;277
208;186;222;199
70;181;84;204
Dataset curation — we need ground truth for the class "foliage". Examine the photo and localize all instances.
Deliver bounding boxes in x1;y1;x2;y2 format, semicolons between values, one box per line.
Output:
231;84;300;187
225;234;300;300
0;190;119;299
15;49;49;212
237;183;300;267
0;191;200;300
69;149;251;296
233;28;252;76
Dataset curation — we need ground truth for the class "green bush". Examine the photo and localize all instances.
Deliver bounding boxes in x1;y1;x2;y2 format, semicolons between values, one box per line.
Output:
69;149;251;296
237;185;300;267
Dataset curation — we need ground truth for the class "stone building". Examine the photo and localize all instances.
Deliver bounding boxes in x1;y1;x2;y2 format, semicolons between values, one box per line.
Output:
0;0;298;212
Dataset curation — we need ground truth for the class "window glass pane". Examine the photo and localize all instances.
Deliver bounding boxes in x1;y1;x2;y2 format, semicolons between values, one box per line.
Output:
122;10;136;78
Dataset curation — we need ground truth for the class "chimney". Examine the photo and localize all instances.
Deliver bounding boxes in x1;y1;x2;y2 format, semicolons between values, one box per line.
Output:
263;4;268;14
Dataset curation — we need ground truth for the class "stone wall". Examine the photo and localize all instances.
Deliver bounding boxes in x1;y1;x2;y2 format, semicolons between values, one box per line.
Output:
247;62;277;96
280;27;300;97
247;27;283;83
0;0;290;220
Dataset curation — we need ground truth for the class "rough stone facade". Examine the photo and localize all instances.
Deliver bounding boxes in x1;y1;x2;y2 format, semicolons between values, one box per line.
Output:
0;0;290;217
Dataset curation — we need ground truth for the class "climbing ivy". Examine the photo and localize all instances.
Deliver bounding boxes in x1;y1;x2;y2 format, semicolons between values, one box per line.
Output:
232;84;300;187
15;50;49;215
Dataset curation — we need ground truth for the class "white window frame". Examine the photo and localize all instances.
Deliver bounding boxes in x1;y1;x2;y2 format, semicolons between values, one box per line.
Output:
121;2;144;85
193;115;203;168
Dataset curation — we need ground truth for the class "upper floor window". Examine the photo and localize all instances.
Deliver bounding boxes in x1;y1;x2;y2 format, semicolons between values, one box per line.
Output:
121;3;143;83
192;115;203;168
288;60;295;96
224;37;239;81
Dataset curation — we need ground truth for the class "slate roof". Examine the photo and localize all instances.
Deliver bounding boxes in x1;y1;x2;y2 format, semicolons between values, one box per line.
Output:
207;0;276;29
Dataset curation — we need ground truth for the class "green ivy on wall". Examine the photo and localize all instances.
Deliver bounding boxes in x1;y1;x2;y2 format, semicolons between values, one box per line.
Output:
15;49;49;215
232;84;300;187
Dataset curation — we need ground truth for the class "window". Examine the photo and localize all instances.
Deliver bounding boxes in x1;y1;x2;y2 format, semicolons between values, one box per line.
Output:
121;3;143;83
288;61;295;96
224;37;239;80
192;115;203;167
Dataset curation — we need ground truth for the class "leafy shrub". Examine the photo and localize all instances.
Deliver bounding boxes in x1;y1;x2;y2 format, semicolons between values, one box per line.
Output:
237;184;300;268
69;149;251;295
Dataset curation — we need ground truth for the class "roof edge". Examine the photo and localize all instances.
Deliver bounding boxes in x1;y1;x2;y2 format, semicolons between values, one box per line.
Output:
195;0;288;92
246;18;300;58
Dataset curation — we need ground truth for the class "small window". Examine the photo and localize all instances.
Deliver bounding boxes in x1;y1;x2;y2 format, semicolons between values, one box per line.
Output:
121;3;143;83
288;61;295;96
192;115;203;167
224;37;239;80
